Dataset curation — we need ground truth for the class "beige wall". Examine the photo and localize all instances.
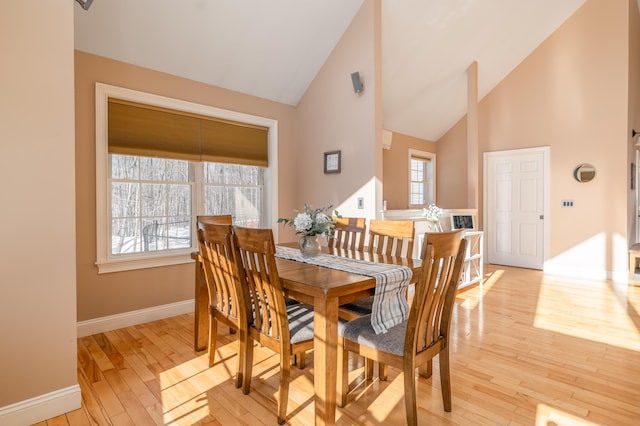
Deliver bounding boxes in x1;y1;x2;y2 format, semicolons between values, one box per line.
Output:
75;52;297;321
437;0;631;277
289;0;380;237
382;132;436;209
0;0;78;414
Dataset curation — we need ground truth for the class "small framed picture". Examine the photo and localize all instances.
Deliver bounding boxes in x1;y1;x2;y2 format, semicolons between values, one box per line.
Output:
324;150;341;174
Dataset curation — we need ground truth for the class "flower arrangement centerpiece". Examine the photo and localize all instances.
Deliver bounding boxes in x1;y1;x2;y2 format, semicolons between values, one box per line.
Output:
278;204;338;256
422;203;444;232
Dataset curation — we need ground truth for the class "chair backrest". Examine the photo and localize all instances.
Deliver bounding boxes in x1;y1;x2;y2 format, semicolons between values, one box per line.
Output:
329;217;367;251
197;223;249;327
367;219;415;257
197;214;233;227
406;230;467;358
420;229;466;261
232;226;289;346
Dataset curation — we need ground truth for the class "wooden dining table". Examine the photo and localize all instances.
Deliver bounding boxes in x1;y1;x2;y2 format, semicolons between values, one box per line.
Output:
192;244;422;425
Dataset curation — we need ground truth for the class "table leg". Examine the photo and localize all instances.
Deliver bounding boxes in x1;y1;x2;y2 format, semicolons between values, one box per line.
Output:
194;256;209;352
313;295;339;425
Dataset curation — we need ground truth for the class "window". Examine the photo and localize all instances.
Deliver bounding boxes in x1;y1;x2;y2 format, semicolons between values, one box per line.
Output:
96;83;278;273
408;149;435;208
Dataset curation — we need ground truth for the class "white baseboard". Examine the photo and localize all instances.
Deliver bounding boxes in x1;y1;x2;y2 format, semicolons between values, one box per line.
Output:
77;299;195;337
0;384;81;426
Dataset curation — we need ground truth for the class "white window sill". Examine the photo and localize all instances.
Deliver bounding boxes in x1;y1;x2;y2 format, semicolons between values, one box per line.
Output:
96;252;195;274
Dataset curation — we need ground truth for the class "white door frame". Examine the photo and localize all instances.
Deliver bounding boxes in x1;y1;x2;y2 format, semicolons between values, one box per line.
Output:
483;146;550;269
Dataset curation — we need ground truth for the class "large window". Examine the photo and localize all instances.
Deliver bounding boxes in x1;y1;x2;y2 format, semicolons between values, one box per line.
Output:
109;156;264;257
96;83;277;273
408;150;435;208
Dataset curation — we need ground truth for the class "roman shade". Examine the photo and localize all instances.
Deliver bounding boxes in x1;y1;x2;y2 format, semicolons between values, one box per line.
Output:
108;98;269;166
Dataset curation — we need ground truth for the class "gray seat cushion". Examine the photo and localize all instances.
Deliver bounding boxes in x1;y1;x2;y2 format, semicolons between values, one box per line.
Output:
287;303;347;345
339;314;407;356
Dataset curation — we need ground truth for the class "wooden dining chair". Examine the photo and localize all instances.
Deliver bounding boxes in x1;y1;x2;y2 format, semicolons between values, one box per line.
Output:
328;216;367;251
197;223;250;389
367;219;415;257
337;230;467;425
338;219;416;322
197;214;233;225
231;226;316;425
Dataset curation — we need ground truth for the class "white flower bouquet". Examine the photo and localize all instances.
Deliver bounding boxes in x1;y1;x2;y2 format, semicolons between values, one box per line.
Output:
278;204;337;236
422;204;443;231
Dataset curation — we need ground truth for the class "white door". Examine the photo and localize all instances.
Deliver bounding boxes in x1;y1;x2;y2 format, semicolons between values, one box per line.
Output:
484;147;548;269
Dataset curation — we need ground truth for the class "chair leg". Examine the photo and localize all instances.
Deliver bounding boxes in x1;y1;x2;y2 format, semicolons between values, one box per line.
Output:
242;336;254;395
277;352;291;425
439;350;452;412
208;316;218;367
296;352;306;369
418;359;432;378
403;367;418;426
365;358;374;379
234;329;246;388
337;338;349;407
379;362;388;381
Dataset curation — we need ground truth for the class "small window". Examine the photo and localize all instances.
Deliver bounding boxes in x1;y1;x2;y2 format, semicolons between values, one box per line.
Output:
408;150;435;208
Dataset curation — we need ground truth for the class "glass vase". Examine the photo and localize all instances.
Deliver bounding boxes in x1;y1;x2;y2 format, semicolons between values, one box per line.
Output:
299;235;321;257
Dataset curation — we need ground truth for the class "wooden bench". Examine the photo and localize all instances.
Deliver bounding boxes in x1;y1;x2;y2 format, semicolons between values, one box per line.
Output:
629;243;640;282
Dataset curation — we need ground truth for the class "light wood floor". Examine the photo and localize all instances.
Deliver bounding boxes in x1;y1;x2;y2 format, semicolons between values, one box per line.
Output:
36;265;640;425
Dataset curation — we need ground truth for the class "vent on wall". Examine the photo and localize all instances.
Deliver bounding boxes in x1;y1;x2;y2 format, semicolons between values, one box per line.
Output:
382;129;393;150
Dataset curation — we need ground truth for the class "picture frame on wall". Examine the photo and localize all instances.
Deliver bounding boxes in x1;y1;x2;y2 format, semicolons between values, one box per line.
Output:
324;150;341;174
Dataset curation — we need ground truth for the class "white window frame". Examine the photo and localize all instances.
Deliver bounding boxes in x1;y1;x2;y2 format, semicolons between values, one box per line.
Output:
407;149;436;208
95;83;278;273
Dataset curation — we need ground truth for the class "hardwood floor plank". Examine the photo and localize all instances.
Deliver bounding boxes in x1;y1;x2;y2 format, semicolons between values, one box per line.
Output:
36;265;640;425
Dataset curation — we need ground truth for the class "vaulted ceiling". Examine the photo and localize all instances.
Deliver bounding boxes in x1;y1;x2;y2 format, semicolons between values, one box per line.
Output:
74;0;586;141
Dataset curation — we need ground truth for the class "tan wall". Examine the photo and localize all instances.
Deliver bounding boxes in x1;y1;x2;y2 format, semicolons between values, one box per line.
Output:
382;132;436;209
75;51;297;321
437;0;630;276
289;0;380;239
0;1;78;410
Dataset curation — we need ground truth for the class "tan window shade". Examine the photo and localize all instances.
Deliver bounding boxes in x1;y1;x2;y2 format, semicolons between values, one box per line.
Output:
108;98;268;166
201;119;268;167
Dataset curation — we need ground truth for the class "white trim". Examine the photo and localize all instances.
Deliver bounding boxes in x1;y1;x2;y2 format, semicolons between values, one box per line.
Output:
0;385;81;426
77;299;195;338
95;82;279;273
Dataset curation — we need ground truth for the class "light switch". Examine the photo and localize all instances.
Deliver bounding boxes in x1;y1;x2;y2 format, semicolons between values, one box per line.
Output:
561;200;574;208
357;197;364;209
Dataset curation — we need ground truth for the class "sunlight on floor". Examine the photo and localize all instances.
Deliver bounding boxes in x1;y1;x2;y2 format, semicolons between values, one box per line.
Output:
534;278;640;352
536;403;599;426
456;268;503;310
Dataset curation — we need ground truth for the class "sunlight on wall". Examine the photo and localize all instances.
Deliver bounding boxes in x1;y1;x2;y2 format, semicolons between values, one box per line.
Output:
334;177;378;220
536;403;598;426
544;232;629;282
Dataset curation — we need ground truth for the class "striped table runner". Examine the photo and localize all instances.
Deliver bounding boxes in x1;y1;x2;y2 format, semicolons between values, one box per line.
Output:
275;246;412;334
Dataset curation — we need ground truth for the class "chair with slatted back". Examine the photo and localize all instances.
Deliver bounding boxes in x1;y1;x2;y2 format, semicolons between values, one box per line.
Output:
197;214;233;225
338;219;416;322
328;217;367;251
197;223;250;389
367;219;415;257
338;229;467;425
231;226;316;425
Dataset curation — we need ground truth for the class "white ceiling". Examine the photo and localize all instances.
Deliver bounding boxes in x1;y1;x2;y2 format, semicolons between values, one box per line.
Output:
74;0;585;141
